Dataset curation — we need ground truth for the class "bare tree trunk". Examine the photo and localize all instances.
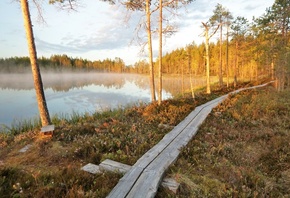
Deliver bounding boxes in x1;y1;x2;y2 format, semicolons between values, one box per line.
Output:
181;62;184;97
219;22;223;87
158;0;162;105
187;49;195;99
271;61;275;80
146;0;156;102
202;23;211;94
20;0;51;126
226;23;229;87
241;62;244;81
255;62;258;81
234;40;238;87
205;37;211;94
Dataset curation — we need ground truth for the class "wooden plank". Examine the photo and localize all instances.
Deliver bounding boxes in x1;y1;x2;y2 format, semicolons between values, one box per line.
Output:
124;103;218;197
99;159;131;174
127;128;199;197
40;124;55;132
134;121;195;169
81;163;101;174
162;177;180;193
19;144;32;153
107;98;218;198
107;166;143;197
126;170;162;198
133;102;209;168
100;159;180;194
107;83;275;198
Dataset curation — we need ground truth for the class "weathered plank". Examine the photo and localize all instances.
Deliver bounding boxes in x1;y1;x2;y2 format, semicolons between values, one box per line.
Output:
40;124;55;132
19;144;32;153
99;159;180;193
108;166;144;197
126;170;161;198
108;98;221;197
40;124;55;137
107;97;219;198
161;178;180;193
81;163;101;174
107;82;274;198
131;104;208;171
100;159;131;174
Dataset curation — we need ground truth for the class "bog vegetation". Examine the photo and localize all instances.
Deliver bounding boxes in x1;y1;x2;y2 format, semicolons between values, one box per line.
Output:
157;85;290;197
0;0;289;197
0;81;223;197
0;81;289;197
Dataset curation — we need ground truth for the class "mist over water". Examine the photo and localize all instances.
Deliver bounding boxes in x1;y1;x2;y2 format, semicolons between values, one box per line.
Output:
0;72;175;128
0;72;210;129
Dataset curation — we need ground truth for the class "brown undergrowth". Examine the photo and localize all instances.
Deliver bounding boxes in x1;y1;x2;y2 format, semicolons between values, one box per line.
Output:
158;85;290;197
0;80;279;197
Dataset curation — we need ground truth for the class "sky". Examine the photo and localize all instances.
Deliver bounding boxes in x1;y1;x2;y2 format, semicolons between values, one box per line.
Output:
0;0;275;65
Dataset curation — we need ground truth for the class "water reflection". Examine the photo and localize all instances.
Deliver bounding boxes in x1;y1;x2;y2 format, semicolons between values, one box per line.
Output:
0;73;176;127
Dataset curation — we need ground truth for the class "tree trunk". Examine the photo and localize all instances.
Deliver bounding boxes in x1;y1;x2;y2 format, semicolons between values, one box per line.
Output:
271;61;275;80
202;23;211;94
188;49;195;99
146;0;156;102
234;40;238;87
205;36;211;94
20;0;51;126
219;21;223;87
226;22;229;87
158;0;162;105
181;62;184;97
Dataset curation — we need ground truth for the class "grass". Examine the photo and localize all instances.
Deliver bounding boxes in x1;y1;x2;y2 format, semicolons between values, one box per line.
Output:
1;79;288;197
157;85;290;197
1;117;41;136
0;89;205;197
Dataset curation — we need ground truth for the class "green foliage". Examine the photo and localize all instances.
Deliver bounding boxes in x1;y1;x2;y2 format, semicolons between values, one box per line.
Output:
0;117;41;136
0;55;127;73
2;0;288;85
209;3;232;25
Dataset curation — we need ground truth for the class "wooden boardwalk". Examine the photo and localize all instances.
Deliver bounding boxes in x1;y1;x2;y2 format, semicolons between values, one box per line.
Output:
107;82;273;198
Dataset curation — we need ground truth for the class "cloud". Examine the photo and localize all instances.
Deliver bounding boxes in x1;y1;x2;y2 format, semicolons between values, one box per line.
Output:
35;37;82;53
36;22;134;54
11;0;274;65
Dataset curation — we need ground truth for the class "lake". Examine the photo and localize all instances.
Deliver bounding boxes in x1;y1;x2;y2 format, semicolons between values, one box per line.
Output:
0;72;207;128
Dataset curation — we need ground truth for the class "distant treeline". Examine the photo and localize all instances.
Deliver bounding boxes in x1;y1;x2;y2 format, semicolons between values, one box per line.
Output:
0;35;283;79
1;0;290;92
0;55;128;73
1;30;289;81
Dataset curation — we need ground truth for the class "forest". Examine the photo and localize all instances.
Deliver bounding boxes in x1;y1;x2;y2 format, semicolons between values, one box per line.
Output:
0;55;127;73
0;1;289;197
1;0;289;93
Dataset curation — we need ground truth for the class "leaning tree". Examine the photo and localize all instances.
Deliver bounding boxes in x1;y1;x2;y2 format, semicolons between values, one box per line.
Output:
20;0;115;127
20;0;51;126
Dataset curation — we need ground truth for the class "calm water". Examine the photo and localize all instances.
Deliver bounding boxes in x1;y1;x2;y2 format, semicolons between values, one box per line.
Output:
0;72;207;128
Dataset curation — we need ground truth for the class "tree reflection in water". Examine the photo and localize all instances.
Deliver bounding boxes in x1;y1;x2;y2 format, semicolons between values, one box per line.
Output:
0;72;210;127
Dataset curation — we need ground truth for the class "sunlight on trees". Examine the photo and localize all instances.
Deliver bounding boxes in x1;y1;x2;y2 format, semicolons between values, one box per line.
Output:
119;0;195;102
8;0;290;115
20;0;51;126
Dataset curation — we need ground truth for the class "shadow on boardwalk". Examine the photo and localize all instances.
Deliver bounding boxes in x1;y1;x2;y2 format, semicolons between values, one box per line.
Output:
107;82;274;198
